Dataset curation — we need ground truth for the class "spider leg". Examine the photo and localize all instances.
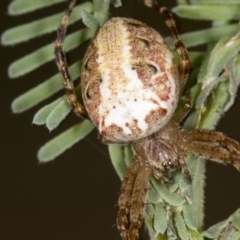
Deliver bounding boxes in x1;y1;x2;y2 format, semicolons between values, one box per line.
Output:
128;159;151;240
117;155;141;240
138;0;190;93
173;90;192;123
181;129;240;171
179;152;191;181
55;0;88;119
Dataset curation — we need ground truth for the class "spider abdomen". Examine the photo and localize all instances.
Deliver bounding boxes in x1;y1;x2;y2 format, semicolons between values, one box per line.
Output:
81;17;179;142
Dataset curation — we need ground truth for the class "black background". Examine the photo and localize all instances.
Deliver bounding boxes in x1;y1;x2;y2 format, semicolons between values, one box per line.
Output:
1;0;240;239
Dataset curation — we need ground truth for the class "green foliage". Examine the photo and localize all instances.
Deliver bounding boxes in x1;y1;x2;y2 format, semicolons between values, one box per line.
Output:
7;0;68;15
12;61;82;113
202;209;240;239
38;120;95;162
2;2;93;45
2;0;240;239
173;5;240;20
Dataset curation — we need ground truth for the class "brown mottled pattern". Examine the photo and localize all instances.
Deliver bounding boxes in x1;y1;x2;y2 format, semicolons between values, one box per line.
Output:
124;19;178;102
81;18;179;142
81;39;101;124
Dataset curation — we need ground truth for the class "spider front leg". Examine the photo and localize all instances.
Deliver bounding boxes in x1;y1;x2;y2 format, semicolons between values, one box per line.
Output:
181;129;240;171
55;0;88;119
117;155;141;239
129;159;151;239
117;155;151;240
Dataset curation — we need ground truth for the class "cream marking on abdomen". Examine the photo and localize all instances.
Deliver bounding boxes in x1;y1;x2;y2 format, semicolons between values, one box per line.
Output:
82;18;178;141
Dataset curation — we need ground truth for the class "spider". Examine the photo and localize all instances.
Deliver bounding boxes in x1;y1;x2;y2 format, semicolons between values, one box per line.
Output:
55;0;240;239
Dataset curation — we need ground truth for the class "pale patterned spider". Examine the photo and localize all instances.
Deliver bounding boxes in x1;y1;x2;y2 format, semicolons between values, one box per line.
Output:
55;0;240;239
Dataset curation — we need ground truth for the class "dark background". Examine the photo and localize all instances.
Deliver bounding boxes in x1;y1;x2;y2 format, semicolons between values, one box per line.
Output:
1;0;240;239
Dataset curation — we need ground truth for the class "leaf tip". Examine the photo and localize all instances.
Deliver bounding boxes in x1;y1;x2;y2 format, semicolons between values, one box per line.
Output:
8;63;19;79
1;31;10;46
111;0;122;8
32;115;44;126
80;9;99;33
37;147;53;163
7;2;16;16
11;98;23;114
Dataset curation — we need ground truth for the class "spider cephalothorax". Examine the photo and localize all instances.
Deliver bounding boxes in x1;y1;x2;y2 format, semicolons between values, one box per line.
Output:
55;1;240;239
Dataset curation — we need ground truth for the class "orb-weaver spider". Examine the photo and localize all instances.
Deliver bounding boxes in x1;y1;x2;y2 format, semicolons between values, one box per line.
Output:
55;0;240;239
